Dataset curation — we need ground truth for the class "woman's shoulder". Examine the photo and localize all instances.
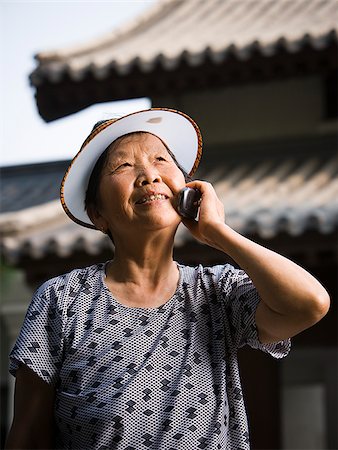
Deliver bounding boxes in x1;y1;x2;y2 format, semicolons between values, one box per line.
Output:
177;262;240;282
34;262;105;297
177;263;240;277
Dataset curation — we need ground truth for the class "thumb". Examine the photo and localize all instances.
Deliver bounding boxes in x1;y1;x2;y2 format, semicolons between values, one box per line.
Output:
181;216;199;236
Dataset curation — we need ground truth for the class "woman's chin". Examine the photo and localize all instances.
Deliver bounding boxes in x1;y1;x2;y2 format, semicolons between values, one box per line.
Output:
134;211;181;233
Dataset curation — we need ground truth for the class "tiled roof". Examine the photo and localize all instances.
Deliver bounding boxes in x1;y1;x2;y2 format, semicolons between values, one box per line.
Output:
195;151;338;239
31;0;338;86
1;150;337;263
0;160;69;213
0;202;110;262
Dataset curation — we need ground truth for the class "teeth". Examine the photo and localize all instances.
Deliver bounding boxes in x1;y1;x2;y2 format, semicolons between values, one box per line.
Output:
139;194;167;204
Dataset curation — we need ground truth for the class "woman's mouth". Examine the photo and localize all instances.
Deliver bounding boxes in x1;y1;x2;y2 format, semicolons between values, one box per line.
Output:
136;194;168;205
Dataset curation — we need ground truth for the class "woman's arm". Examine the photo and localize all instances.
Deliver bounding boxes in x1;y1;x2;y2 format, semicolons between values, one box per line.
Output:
5;364;55;449
182;181;330;343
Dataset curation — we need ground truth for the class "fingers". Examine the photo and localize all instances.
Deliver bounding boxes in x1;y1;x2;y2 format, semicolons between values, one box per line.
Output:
181;216;199;231
180;180;227;248
185;180;224;218
185;180;213;192
185;180;221;204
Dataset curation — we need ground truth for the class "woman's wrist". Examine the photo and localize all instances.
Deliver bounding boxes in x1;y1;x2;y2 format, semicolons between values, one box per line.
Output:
203;222;237;253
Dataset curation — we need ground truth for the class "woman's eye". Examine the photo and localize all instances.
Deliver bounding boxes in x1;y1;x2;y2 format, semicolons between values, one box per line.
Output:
111;162;131;173
156;156;166;161
118;162;131;169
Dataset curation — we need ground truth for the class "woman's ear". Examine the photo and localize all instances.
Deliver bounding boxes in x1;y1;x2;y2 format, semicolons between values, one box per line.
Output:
87;204;108;232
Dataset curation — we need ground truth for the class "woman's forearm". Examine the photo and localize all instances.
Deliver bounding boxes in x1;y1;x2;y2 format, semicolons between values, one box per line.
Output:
208;222;330;320
5;422;53;449
182;179;330;341
5;365;55;450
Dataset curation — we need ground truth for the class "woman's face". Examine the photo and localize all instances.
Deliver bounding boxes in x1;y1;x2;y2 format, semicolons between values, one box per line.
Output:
92;132;187;239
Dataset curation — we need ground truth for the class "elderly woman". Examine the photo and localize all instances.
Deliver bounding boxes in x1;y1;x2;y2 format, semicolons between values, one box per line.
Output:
6;109;329;449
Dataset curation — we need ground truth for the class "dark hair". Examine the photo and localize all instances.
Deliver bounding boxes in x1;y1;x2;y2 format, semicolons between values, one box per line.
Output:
85;131;192;242
85;146;115;242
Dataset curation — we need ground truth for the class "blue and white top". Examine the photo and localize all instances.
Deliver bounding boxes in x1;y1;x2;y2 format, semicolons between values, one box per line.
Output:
9;262;290;449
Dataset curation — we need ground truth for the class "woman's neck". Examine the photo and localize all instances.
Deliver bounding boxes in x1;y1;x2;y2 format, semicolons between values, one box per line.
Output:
107;230;177;286
104;232;180;309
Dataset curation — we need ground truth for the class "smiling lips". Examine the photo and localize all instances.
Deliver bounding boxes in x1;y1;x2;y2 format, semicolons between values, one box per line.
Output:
136;193;169;205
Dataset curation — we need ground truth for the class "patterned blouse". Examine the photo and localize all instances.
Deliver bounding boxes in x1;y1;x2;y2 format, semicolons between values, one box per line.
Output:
10;262;290;449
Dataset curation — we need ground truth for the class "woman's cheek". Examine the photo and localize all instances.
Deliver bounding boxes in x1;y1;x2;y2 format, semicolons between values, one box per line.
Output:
167;167;186;187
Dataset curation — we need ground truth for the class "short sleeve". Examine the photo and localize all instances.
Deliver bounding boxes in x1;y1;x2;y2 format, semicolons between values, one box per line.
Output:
9;279;65;386
219;265;291;359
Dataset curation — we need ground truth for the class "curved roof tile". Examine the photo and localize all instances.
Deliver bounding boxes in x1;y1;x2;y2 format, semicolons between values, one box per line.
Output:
30;0;338;86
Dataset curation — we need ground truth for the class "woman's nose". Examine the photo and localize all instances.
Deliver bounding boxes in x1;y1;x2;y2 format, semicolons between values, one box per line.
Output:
136;167;162;187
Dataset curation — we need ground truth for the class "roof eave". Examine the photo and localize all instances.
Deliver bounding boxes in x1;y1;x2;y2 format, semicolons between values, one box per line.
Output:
32;41;338;122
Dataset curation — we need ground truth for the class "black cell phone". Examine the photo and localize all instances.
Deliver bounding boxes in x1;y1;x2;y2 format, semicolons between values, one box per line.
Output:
177;187;201;220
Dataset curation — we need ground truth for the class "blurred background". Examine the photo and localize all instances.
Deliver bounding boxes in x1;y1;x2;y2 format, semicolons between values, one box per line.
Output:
0;1;337;449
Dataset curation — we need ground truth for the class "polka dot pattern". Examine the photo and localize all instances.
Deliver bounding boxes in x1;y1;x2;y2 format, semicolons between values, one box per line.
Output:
9;262;290;449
